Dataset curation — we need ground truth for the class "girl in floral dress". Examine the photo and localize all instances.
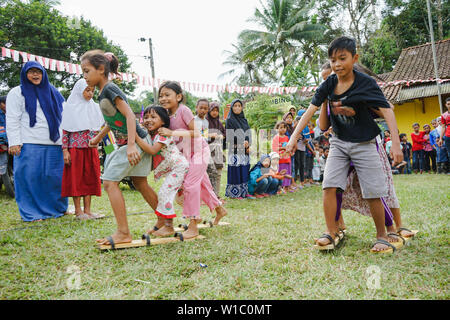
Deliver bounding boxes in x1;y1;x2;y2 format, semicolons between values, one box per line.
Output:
135;106;189;238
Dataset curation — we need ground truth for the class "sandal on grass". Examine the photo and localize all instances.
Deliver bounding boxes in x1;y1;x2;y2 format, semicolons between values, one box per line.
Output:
75;213;95;221
88;213;106;219
370;239;396;254
397;227;419;240
145;226;160;236
387;232;405;249
314;233;342;251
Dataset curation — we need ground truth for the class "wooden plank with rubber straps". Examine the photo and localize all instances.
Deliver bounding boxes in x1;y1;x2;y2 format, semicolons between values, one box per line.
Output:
98;234;206;251
175;221;231;232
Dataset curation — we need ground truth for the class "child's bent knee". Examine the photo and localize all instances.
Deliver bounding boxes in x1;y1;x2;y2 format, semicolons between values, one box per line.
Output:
103;180;119;192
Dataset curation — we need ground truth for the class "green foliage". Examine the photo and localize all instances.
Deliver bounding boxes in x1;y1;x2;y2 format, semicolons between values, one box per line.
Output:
127;90;204;114
0;0;135;98
223;0;326;86
360;25;401;74
382;0;449;49
245;94;285;130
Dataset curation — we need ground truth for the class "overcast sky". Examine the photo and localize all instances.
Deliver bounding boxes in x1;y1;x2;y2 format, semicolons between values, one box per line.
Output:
57;0;262;98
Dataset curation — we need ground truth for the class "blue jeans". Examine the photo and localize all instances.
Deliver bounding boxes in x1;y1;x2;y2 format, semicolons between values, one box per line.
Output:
255;177;279;195
412;150;424;171
0;152;7;175
444;136;450;161
268;178;283;195
403;157;411;174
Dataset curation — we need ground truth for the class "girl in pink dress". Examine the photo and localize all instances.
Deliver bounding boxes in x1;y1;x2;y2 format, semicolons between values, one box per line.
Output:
157;81;227;239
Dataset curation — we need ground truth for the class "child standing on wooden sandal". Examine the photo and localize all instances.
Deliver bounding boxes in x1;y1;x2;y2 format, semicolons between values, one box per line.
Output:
135;106;189;237
286;36;403;253
157;81;227;240
81;50;158;247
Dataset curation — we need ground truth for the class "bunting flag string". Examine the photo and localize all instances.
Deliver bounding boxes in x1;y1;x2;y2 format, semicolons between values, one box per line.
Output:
2;47;449;95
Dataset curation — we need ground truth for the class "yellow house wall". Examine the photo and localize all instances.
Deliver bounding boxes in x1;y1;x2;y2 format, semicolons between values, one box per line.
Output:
394;96;442;142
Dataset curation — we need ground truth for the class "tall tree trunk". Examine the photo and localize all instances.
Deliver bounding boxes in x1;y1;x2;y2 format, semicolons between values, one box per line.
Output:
434;0;444;40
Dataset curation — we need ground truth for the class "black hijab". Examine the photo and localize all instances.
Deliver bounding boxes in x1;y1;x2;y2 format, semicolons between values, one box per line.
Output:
226;99;252;149
226;99;250;132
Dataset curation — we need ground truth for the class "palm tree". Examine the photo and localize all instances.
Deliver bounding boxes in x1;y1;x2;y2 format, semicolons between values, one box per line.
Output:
239;0;325;76
220;41;265;85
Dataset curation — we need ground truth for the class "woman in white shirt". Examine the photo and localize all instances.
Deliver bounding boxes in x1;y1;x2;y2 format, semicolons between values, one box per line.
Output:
6;61;68;222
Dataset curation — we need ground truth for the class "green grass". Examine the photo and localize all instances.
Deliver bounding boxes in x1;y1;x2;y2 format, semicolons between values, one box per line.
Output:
0;173;449;300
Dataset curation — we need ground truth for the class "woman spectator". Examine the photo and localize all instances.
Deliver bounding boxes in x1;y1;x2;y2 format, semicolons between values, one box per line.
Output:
6;61;68;221
225;99;252;199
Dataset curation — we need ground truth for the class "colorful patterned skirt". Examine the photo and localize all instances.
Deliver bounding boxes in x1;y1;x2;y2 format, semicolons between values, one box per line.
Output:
225;153;250;198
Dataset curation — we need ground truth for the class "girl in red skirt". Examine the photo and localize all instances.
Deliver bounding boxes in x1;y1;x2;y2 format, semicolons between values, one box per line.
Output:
61;79;105;220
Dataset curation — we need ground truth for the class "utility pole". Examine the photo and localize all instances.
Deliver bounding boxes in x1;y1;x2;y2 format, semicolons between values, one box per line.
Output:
139;37;158;103
426;0;444;114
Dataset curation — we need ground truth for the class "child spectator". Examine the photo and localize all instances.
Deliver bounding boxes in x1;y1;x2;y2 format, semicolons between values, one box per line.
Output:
248;155;279;198
431;117;448;174
411;122;425;174
315;127;331;148
312;147;321;183
0;96;7;177
304;136;315;187
399;134;412;174
272;121;293;192
383;130;391;149
206;101;226;198
438;98;450;165
194;99;210;141
61;79;105;220
422;124;435;173
268;152;284;194
318;147;328;183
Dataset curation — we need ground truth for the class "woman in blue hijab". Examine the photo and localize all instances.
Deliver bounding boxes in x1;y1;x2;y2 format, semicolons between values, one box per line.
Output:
248;154;279;198
6;61;68;221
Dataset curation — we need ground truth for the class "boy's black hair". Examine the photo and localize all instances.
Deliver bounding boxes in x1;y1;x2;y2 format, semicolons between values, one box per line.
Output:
328;36;357;57
143;105;170;129
446;97;450;103
384;130;390;134
399;133;406;139
0;96;6;104
412;122;419;127
196;98;209;107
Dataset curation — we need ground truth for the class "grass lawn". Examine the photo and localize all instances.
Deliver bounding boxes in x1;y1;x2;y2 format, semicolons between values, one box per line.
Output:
0;173;448;300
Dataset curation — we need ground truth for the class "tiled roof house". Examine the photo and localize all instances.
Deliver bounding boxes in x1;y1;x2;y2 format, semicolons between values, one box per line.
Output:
379;39;450;135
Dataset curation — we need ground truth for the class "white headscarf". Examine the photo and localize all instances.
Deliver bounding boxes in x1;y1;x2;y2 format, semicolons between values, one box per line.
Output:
61;79;105;132
269;152;280;172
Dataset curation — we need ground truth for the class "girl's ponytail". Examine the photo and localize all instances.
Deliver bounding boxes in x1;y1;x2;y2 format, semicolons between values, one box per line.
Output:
81;50;120;78
104;52;120;78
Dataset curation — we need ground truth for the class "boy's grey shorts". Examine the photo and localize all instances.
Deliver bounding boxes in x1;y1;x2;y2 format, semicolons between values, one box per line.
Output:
323;136;388;199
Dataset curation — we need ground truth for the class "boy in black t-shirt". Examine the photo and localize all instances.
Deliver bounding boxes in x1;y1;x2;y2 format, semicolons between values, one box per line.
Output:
286;36;403;253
